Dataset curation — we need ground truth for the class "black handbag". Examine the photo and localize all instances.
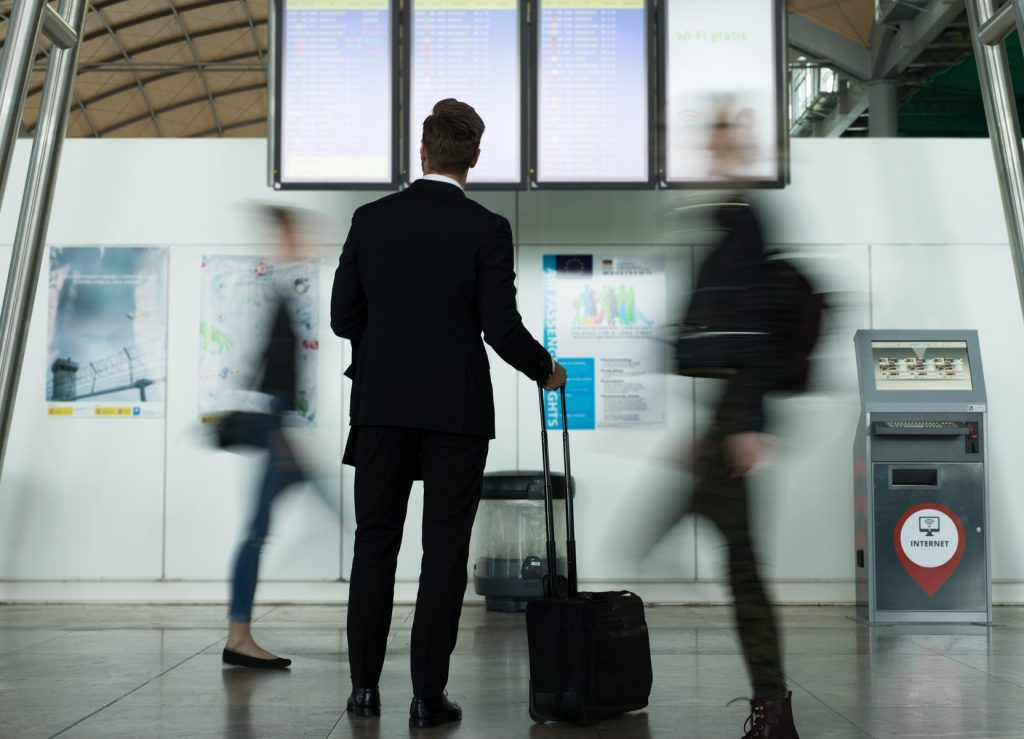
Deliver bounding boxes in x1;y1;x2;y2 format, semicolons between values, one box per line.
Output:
214;411;266;450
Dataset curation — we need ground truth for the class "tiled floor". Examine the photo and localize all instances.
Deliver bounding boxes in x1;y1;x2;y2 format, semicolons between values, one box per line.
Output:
1;604;1023;738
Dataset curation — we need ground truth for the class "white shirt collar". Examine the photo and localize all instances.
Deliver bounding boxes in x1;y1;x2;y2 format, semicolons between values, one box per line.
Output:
420;173;465;192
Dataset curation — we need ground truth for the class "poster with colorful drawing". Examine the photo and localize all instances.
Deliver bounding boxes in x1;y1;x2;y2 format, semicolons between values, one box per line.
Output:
543;254;667;430
47;246;168;418
198;255;319;423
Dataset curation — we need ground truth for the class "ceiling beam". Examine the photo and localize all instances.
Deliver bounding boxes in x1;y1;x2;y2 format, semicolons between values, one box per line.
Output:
97;82;265;136
875;0;967;78
163;0;224;136
86;1;163;136
25;20;266;99
77;0;247;49
69;51;261;110
188;114;263;138
87;19;263;68
788;12;871;81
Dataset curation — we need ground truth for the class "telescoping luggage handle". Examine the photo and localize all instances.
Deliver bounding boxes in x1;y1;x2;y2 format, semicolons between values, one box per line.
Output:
537;385;578;598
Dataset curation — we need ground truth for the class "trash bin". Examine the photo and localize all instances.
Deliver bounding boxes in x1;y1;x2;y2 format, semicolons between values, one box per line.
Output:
473;470;573;612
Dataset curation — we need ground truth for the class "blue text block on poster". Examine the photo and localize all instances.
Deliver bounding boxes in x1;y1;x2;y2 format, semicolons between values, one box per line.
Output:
545;358;595;430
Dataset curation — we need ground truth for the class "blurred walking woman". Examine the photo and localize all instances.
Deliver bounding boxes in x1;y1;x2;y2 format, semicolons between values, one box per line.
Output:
222;207;309;670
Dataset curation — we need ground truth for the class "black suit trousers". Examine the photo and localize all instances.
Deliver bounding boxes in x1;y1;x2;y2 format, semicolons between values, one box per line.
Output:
347;425;489;698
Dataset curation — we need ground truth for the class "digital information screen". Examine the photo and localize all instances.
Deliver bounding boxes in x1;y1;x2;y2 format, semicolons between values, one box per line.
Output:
535;0;650;185
872;341;973;391
408;0;522;185
277;0;395;187
662;0;781;185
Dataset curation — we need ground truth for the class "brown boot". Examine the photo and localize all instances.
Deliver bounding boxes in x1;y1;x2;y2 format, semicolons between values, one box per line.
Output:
741;691;799;739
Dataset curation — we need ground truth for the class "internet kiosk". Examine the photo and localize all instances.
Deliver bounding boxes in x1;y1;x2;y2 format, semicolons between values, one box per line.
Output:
853;330;991;624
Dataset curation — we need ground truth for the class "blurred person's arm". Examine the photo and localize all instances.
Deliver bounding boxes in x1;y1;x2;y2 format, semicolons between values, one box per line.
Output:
723;431;769;479
478;216;565;389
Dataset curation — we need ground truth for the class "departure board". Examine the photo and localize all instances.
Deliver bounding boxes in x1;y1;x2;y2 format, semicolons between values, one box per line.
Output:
662;0;782;185
408;0;522;185
276;0;395;187
535;0;651;185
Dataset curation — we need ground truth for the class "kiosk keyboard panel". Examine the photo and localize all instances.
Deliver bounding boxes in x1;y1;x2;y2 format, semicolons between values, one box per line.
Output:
873;420;969;436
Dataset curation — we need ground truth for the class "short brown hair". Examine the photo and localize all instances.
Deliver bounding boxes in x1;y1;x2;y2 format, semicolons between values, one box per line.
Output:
421;98;484;173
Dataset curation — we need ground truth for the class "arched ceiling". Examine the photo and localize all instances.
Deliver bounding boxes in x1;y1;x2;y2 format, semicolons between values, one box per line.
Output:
1;0;268;138
0;0;877;138
791;0;875;47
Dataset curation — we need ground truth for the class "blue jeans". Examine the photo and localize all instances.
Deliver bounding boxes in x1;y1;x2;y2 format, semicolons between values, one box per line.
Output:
228;413;304;622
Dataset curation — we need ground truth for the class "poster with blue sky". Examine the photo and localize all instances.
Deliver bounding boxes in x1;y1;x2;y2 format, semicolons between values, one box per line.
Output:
47;247;168;418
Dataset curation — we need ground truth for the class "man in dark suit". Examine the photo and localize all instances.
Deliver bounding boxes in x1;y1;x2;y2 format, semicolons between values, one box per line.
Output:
331;98;566;729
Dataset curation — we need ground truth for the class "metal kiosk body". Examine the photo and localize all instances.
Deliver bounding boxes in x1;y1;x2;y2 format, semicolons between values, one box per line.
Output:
853;330;992;624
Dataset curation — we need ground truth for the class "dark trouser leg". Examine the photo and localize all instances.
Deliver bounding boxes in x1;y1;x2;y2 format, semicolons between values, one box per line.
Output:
410;431;489;699
229;419;302;622
693;435;786;699
348;426;418;689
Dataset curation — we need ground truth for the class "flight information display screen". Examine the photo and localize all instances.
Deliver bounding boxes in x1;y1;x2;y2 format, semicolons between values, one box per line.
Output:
535;0;650;185
408;0;522;185
277;0;395;187
872;341;973;391
662;0;782;185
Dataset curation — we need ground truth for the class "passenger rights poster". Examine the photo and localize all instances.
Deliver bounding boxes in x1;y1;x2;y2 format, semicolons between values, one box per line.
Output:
47;247;168;418
543;254;666;430
198;255;319;424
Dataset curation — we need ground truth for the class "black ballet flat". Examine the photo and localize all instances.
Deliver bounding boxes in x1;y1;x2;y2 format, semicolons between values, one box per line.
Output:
222;647;292;670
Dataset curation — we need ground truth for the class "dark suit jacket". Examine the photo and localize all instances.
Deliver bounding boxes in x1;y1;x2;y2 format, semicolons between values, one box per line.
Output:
331;178;552;441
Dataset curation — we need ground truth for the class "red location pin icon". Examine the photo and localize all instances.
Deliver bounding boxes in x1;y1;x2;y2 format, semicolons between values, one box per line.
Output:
894;502;966;596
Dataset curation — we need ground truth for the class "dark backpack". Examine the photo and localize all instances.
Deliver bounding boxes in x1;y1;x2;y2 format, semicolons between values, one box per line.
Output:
765;255;825;392
676;254;824;393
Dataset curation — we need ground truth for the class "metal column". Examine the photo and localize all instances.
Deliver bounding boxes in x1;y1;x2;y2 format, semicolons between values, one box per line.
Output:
868;80;899;137
967;0;1024;319
0;0;86;475
0;0;48;206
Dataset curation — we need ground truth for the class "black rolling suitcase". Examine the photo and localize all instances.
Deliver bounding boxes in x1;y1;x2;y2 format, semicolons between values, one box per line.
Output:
526;386;653;724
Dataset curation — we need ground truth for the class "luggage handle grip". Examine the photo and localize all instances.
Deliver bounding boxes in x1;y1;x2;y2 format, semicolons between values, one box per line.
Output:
537;384;578;598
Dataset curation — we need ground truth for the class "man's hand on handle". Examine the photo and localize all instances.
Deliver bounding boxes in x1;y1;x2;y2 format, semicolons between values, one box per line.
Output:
543;362;567;390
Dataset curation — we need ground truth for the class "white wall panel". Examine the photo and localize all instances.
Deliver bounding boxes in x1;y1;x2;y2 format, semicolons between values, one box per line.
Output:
0;246;165;579
0;138;1021;601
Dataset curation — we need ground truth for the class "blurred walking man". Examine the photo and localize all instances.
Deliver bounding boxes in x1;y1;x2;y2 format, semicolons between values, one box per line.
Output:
671;110;819;739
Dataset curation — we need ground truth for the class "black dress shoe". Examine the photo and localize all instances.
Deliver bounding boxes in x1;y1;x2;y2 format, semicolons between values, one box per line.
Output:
409;694;462;729
347;687;381;718
222;647;292;670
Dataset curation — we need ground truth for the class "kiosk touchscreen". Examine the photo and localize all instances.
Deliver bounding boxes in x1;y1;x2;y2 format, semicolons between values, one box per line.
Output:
853;330;991;623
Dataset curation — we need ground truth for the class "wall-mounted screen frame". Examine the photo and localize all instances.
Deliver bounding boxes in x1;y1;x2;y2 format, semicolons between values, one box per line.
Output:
404;0;528;189
530;0;656;189
657;0;786;189
272;0;400;190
